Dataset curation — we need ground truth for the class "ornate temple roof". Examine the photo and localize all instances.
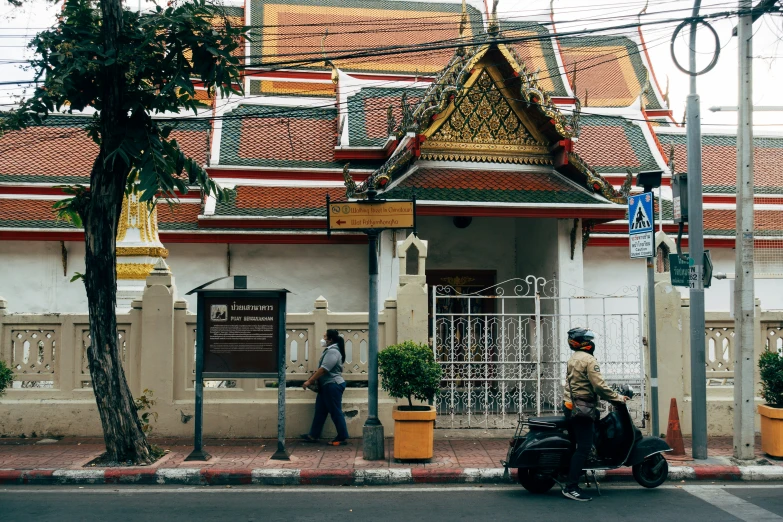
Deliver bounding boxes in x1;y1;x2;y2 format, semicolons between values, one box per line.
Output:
246;0;484;75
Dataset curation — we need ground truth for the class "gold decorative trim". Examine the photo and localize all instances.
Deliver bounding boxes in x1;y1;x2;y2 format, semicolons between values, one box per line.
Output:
117;193;160;243
117;263;156;280
420;152;553;165
116;246;169;258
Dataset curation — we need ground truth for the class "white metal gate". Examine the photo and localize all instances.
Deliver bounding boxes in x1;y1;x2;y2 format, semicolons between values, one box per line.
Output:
431;277;645;429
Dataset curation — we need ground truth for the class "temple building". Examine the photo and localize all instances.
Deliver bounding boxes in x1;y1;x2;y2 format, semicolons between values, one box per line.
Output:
2;0;783;315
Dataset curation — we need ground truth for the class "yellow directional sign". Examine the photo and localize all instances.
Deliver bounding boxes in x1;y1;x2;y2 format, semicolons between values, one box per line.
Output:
328;201;415;230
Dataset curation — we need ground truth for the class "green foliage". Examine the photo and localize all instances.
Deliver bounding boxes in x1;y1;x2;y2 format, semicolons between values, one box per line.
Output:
760;350;783;407
0;359;13;396
378;341;442;407
1;0;244;207
134;388;158;434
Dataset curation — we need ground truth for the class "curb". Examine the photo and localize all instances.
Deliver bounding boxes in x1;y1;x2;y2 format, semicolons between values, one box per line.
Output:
1;466;781;486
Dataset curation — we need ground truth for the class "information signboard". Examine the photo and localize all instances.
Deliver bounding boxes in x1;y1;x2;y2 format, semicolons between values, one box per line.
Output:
202;295;280;376
185;279;289;461
328;200;415;232
628;192;655;259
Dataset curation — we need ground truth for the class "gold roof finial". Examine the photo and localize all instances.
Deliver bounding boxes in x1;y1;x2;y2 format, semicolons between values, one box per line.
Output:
321;29;338;84
457;0;468;56
663;75;670;107
488;0;499;36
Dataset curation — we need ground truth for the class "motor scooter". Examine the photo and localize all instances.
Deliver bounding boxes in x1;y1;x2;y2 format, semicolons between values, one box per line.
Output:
501;385;671;494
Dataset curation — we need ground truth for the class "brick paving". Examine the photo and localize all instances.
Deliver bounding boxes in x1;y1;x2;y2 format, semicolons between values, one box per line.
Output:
0;435;779;472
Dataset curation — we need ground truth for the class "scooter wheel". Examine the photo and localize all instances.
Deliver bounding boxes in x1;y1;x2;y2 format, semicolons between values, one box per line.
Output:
517;468;556;494
632;454;668;489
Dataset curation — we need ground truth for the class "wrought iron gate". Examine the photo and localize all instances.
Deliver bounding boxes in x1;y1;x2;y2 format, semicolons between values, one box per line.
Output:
431;277;645;429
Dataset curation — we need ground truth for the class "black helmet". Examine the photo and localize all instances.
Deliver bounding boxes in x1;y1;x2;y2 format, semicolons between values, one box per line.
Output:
567;327;596;351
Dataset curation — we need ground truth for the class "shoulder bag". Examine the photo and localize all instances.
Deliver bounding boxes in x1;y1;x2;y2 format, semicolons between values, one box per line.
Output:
567;371;599;421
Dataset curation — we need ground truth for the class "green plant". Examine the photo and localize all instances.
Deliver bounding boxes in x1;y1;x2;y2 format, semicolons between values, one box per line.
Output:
0;360;13;396
760;350;783;408
378;341;442;409
134;389;158;435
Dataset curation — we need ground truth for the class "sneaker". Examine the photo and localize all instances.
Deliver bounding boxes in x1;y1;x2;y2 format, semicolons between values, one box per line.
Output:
328;439;348;446
300;434;318;443
562;486;592;502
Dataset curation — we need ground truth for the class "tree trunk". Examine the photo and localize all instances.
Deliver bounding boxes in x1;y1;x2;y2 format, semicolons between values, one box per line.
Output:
83;155;152;465
78;0;152;465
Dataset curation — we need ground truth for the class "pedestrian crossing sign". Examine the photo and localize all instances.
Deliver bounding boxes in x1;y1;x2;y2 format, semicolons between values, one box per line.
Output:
628;192;655;259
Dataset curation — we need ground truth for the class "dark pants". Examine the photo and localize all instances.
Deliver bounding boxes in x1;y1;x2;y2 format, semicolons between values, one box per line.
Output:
566;413;595;488
309;382;349;441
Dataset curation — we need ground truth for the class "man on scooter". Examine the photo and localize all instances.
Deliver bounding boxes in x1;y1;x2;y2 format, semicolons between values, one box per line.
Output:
562;327;628;502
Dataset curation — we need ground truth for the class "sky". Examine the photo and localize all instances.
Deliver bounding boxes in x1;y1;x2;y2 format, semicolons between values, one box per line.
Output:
0;0;781;130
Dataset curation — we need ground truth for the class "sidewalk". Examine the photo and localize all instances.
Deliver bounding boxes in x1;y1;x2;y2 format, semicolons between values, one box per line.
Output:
0;436;781;486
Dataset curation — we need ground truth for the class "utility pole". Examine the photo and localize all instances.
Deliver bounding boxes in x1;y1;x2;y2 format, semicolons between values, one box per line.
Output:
686;0;708;460
734;0;756;461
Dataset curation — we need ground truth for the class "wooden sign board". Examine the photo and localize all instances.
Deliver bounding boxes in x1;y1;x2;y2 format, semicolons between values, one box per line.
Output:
328;201;415;231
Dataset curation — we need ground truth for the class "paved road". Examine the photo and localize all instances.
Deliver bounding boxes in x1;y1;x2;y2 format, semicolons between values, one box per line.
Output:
3;484;783;521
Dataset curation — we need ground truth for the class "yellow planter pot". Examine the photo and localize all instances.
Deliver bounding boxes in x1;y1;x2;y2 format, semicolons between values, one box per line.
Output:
392;405;436;460
758;404;783;458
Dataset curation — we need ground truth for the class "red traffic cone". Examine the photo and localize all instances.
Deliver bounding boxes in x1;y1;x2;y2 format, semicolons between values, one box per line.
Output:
665;398;687;458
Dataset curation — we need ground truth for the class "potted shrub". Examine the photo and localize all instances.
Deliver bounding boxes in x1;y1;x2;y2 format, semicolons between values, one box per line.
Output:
378;341;442;460
758;350;783;457
0;359;13;399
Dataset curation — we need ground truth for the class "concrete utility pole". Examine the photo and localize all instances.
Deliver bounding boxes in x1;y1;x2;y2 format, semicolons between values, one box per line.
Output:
686;0;708;460
733;0;756;461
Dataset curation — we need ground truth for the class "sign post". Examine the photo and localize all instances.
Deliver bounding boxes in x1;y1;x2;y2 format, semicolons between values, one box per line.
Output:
629;190;659;436
327;195;416;460
185;276;289;461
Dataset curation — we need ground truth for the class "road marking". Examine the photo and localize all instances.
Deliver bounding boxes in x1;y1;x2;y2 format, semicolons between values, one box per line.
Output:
684;486;783;521
2;484;782;495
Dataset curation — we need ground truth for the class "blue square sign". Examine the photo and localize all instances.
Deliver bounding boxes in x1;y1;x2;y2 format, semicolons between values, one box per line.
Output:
628;192;655;259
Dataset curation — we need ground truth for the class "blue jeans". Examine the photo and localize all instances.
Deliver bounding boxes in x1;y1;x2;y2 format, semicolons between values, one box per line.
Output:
308;382;349;441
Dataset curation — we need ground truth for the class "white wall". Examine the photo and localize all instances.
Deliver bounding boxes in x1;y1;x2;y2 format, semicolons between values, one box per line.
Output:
0;241;88;313
0;241;369;314
167;242;369;313
417;216;519;282
584;245;783;313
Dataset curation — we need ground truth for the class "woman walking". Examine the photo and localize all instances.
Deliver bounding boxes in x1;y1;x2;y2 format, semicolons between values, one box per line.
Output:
301;329;349;445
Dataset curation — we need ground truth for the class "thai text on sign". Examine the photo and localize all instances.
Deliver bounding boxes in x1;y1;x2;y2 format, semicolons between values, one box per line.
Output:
329;201;414;230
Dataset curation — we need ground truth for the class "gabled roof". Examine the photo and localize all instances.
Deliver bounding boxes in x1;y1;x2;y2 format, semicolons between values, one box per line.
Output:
347;87;425;147
500;20;568;97
574;114;660;174
659;130;783;195
246;0;484;75
213;185;345;217
558;35;660;109
217;104;377;169
0;116;211;184
384;167;606;205
347;38;627;205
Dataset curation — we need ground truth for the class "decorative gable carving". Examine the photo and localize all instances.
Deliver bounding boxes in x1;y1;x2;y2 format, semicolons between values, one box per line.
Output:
420;66;553;165
429;70;538;146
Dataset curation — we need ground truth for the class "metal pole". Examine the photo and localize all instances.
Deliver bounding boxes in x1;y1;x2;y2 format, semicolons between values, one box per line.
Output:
647;258;660;437
644;182;660;438
687;0;708;460
185;294;210;461
363;229;385;460
734;0;756;460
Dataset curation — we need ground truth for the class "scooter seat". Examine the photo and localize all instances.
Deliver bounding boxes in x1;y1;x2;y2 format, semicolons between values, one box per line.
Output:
527;415;569;429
